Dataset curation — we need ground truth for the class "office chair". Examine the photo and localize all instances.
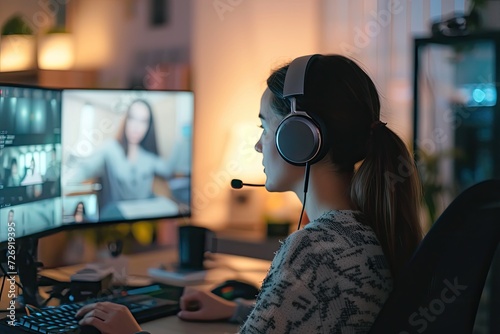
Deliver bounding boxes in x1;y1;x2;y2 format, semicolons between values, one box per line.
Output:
368;179;500;334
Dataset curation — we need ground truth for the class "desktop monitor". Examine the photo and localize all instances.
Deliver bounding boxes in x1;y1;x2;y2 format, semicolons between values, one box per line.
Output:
60;89;193;225
0;84;63;244
0;84;194;306
0;84;194;247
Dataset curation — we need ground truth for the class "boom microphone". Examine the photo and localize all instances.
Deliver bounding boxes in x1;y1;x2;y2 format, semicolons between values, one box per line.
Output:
231;179;265;189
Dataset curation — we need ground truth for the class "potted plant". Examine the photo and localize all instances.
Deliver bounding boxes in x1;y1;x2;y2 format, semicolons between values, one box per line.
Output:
0;14;36;72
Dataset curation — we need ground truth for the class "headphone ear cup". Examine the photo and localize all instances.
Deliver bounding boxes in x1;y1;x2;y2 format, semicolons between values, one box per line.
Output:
275;113;323;166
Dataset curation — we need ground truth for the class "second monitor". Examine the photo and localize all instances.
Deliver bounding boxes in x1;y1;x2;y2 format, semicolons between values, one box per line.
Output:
61;89;194;224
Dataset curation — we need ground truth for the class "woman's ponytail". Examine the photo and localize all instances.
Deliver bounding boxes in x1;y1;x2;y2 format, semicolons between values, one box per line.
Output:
351;123;423;279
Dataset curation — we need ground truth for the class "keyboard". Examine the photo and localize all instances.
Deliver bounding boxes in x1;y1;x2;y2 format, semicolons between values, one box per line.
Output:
0;283;183;334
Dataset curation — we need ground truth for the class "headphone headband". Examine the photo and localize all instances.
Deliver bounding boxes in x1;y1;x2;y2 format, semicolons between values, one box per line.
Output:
283;54;319;98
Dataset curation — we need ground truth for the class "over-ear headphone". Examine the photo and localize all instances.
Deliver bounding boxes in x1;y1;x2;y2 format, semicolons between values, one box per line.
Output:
275;54;328;166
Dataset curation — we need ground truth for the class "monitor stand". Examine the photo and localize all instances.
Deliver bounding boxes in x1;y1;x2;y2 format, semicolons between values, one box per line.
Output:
79;239;130;286
16;237;43;308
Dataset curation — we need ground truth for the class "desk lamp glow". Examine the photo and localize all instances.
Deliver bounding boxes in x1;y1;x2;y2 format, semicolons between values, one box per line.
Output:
38;29;75;70
0;15;36;72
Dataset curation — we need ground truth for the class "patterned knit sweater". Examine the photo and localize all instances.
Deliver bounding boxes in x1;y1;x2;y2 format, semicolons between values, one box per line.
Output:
238;210;393;334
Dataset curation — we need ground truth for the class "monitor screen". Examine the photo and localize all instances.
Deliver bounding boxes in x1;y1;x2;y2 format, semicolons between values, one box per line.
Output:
0;85;194;244
60;89;193;224
0;85;63;243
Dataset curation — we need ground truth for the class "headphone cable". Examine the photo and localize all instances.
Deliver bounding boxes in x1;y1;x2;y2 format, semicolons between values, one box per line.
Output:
297;162;311;230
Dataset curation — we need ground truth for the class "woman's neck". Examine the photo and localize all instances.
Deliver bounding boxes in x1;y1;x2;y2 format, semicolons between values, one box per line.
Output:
127;144;139;161
299;165;355;221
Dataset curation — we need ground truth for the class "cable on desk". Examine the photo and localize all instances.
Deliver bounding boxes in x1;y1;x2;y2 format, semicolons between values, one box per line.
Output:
0;262;24;291
0;270;26;313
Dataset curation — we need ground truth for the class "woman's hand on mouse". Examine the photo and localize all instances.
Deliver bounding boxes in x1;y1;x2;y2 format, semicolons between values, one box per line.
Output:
75;301;142;334
177;288;237;321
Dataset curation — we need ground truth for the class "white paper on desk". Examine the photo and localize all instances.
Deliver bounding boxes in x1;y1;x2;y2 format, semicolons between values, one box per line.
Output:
117;197;179;219
148;267;208;286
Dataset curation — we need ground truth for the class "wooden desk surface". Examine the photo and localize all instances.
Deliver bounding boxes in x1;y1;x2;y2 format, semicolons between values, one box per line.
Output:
141;314;241;334
40;249;271;334
130;249;269;334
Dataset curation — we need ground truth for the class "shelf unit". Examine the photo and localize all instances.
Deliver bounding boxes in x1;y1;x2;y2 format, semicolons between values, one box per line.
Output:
412;30;500;334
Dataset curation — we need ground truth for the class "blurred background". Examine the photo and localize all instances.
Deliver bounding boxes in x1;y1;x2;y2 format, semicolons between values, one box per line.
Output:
1;0;500;331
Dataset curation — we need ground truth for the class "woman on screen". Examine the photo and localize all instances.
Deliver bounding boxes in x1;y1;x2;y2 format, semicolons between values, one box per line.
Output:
21;157;43;186
65;99;176;220
73;201;86;223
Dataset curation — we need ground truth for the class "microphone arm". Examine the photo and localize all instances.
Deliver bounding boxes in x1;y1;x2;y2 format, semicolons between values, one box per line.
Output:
231;179;265;189
230;175;308;231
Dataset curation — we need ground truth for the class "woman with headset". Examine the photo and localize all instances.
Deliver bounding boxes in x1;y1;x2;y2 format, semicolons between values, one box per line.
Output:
76;54;423;334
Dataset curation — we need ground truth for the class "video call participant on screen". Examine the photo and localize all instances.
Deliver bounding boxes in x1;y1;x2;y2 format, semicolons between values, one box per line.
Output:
44;148;61;195
5;209;26;237
21;157;43;186
7;209;14;227
66;99;176;219
44;148;60;180
73;201;86;223
75;55;424;333
6;158;22;187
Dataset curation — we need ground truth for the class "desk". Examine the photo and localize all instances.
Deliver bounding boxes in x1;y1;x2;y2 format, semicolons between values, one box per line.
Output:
141;313;241;334
40;249;271;334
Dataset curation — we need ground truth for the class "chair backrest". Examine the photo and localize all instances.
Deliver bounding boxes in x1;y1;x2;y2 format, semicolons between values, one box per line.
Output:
368;179;500;334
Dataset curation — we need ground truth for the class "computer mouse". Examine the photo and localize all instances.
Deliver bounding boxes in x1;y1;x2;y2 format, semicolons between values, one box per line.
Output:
211;279;260;301
79;325;101;334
